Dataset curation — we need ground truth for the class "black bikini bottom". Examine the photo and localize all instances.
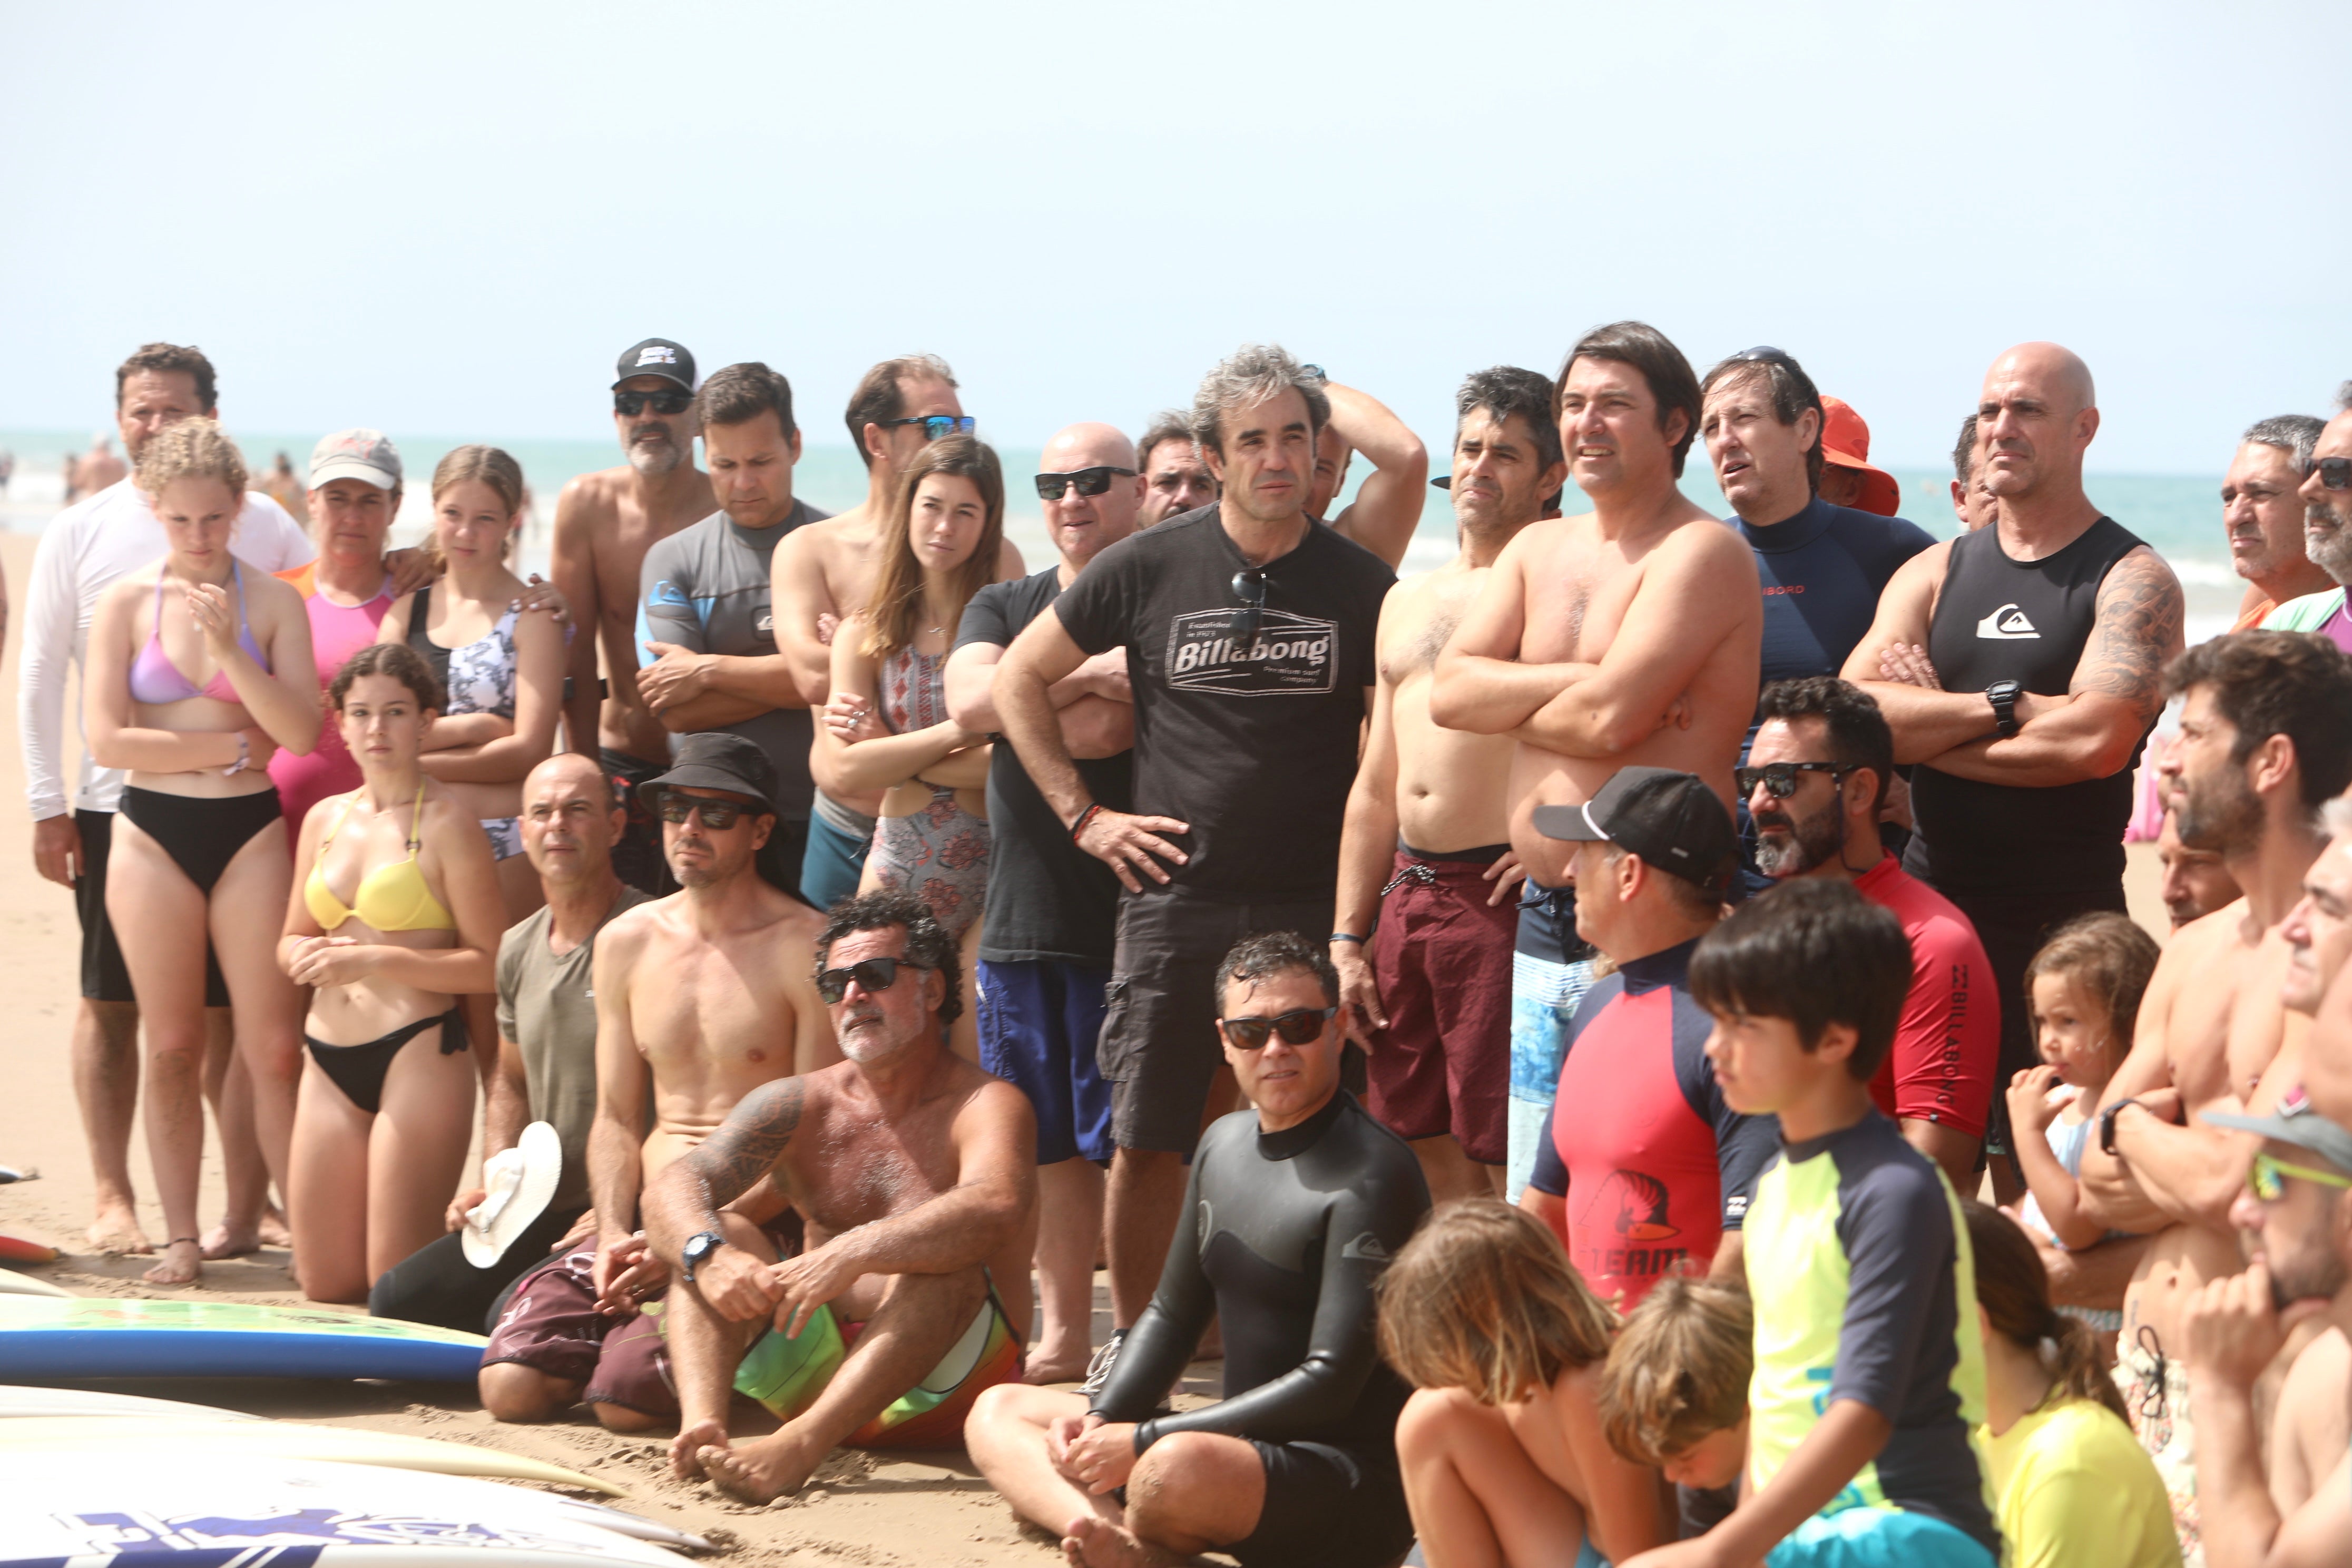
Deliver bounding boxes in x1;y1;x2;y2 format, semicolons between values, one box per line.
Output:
306;1008;467;1116
119;786;283;896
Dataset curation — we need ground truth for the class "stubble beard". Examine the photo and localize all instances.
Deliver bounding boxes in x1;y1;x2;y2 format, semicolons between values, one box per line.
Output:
2173;767;2263;858
2305;501;2352;584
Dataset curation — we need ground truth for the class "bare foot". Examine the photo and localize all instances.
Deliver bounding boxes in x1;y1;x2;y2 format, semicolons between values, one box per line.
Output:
670;1418;729;1481
1062;1516;1165;1568
700;1431;823;1505
142;1238;201;1287
259;1203;292;1249
1025;1353;1093;1386
200;1221;260;1260
88;1204;152;1256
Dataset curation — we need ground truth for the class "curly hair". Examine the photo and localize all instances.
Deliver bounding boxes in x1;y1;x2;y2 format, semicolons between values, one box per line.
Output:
814;889;963;1026
133;416;247;502
1213;929;1338;1013
328;641;445;715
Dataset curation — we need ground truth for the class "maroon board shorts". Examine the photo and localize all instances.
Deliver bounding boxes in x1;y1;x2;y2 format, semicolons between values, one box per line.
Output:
1365;845;1515;1166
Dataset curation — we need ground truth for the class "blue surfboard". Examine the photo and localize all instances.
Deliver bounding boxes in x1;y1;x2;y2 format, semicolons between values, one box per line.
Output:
0;1299;486;1382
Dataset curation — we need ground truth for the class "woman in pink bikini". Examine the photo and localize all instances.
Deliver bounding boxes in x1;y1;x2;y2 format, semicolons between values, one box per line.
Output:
84;419;321;1287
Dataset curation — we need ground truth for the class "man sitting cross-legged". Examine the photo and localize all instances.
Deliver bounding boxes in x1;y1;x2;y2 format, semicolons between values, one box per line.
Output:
645;889;1039;1503
966;931;1432;1568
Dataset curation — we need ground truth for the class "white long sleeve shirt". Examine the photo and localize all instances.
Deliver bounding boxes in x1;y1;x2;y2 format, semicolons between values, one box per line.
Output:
19;479;314;820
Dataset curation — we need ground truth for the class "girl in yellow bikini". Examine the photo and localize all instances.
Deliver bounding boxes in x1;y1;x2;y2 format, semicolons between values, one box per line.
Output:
278;642;506;1303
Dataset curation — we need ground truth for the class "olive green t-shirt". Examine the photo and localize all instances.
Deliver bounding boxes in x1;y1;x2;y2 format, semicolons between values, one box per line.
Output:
496;886;649;1213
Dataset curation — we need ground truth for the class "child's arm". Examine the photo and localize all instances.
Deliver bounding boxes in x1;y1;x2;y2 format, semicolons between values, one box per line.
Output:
1621;1400;1893;1568
2006;1067;2105;1249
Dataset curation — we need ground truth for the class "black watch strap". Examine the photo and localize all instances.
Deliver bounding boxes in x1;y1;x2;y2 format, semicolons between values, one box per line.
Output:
2099;1097;2142;1157
680;1229;724;1282
1986;681;2022;739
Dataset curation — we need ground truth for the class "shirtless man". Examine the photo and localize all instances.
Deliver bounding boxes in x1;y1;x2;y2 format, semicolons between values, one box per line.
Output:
1333;366;1564;1201
549;339;714;893
1432;321;1762;1197
2161;808;2245;932
2075;631;2352;1564
769;356;1023;909
1304;371;1429;569
476;733;829;1430
1135;411;1218;527
644;889;1037;1502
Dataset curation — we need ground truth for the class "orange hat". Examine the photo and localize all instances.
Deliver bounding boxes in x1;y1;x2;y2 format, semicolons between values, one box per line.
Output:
1819;396;1901;517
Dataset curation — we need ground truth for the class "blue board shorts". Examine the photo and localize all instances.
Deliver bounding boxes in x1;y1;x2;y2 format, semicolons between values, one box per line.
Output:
977;959;1113;1165
1765;1509;1997;1568
1506;880;1595;1201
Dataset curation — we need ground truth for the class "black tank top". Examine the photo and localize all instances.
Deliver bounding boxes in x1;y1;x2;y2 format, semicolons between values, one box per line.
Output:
1902;516;2149;895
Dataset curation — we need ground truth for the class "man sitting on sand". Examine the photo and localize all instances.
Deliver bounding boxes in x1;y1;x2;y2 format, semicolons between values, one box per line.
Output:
476;733;830;1429
644;889;1039;1503
965;932;1432;1568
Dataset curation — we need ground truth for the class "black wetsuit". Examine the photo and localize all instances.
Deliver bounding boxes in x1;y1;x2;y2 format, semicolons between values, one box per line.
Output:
1091;1090;1430;1568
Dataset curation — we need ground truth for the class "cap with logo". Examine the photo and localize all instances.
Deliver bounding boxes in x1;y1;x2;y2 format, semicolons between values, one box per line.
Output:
1819;397;1901;518
613;338;697;393
2206;1084;2352;1175
638;732;778;815
308;428;402;492
1531;766;1738;896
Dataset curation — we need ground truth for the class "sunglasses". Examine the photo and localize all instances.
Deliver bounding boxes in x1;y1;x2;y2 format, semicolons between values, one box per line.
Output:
883;415;977;442
2317;457;2352;492
1218;1006;1337;1050
1230;567;1267;645
1736;761;1856;799
1034;466;1137;501
2247;1148;2352;1202
815;955;928;1005
615;389;694;417
655;794;761;830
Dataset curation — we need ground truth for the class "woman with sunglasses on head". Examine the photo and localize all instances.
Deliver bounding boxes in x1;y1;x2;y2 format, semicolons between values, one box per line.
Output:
820;435;1014;1057
280;642;506;1302
84;418;321;1286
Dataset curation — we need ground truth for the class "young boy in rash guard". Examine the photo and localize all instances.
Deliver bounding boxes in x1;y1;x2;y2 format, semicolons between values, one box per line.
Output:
1620;879;2000;1568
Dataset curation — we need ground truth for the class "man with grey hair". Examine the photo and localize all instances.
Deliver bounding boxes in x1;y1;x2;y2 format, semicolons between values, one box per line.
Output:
1948;413;1998;533
1135;411;1217;527
2223;414;2329;632
1302;371;1429;569
992;344;1393;1389
2262;404;2352;651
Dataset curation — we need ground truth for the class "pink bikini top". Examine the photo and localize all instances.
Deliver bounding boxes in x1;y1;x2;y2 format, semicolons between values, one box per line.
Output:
130;562;271;705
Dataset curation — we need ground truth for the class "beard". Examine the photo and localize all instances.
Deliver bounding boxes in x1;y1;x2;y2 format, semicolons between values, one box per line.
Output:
2173;764;2263;857
2306;500;2352;583
2269;1229;2350;1314
1753;796;1845;878
627;424;685;477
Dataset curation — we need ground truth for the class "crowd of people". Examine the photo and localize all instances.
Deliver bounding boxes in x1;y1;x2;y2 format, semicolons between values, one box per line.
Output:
15;329;2352;1568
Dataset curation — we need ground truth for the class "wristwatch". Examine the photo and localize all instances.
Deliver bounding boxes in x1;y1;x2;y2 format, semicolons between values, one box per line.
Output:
680;1229;726;1282
1985;680;2023;739
2098;1097;2144;1158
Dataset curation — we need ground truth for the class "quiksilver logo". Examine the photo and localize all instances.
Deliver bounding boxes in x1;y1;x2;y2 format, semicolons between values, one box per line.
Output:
1975;603;2040;640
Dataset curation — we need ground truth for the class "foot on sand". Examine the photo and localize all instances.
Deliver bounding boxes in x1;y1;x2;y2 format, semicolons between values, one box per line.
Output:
259;1203;292;1249
1023;1335;1093;1385
1062;1517;1170;1568
200;1221;259;1260
143;1237;200;1286
87;1205;152;1255
670;1420;729;1481
699;1432;822;1505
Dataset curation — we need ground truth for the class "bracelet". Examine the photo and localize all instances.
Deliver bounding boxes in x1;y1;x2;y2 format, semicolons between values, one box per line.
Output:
2098;1096;2143;1158
1329;932;1366;946
222;734;250;777
1070;802;1105;844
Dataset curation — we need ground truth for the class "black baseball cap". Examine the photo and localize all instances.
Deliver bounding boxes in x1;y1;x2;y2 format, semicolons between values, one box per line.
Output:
613;338;697;393
638;733;777;815
1532;766;1738;896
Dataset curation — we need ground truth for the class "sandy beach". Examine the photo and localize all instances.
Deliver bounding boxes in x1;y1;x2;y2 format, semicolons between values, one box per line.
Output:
0;525;2170;1564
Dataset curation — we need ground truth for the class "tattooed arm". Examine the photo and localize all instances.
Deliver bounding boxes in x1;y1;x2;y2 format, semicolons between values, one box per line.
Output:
641;1076;807;1270
1907;547;2184;787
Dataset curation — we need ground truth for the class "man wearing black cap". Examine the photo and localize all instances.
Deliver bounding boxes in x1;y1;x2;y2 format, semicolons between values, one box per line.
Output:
550;338;716;893
1516;767;1777;1308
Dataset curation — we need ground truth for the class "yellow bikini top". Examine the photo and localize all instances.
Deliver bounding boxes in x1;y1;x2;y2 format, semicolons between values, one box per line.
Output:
305;787;455;933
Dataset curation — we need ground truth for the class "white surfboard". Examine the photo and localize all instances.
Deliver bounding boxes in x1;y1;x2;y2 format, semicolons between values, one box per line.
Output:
0;1453;701;1566
0;1385;261;1420
0;1269;72;1299
0;1418;624;1495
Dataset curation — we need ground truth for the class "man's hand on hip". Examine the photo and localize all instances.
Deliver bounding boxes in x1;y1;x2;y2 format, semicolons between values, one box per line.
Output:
1075;808;1190;893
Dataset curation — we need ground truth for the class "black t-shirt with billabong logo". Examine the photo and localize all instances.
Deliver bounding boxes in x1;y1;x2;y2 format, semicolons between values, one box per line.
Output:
1052;505;1391;904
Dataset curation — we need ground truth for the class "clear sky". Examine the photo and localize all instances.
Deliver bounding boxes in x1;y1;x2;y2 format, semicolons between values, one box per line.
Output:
4;0;2344;472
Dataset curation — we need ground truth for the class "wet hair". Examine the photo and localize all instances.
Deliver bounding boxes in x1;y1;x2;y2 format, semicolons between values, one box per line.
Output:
814;889;963;1026
1558;321;1703;479
1456;366;1563;473
328;640;445;715
133;416;247;502
1377;1199;1619;1406
116;342;217;413
1963;1199;2126;1422
1213;930;1338;1013
1190;345;1331;459
1699;349;1825;492
2163;631;2352;807
1136;410;1198;470
1755;678;1895;814
1953;414;1979;486
1688;879;1912;1080
2243;414;2325;477
1598;1272;1754;1465
844;355;956;469
2023;912;2158;1061
858;434;1005;662
696;361;798;439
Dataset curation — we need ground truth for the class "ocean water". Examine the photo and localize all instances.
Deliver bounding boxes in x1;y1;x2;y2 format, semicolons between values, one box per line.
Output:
0;427;2241;641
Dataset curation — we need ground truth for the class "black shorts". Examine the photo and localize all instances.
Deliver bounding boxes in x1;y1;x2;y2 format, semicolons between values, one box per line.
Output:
1099;889;1332;1153
1229;1438;1414;1568
75;809;227;1006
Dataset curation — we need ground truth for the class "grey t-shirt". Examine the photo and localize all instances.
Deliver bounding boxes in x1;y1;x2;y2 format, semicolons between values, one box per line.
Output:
636;501;829;820
496;885;650;1213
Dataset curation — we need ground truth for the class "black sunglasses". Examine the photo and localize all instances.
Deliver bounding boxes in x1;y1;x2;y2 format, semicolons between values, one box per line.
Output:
655;794;761;829
815;956;931;1005
883;415;976;442
1034;466;1137;501
1230;568;1267;645
1219;1006;1337;1050
1735;761;1856;799
615;389;694;417
2317;457;2352;492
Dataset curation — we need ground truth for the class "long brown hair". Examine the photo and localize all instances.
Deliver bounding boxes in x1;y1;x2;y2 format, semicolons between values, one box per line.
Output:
1375;1199;1619;1407
1962;1198;2126;1420
859;434;1004;661
422;444;525;572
